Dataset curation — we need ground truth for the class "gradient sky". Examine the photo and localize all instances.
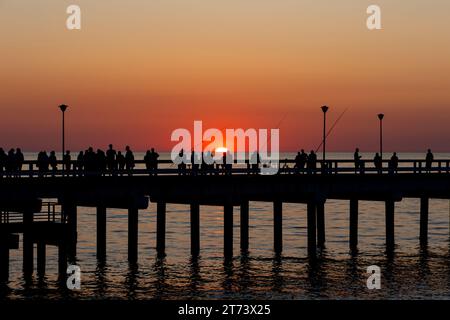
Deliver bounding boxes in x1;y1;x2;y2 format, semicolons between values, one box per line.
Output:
1;0;449;152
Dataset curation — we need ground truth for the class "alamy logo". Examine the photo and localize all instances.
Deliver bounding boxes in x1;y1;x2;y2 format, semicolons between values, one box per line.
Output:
171;121;280;175
66;265;81;290
366;265;381;289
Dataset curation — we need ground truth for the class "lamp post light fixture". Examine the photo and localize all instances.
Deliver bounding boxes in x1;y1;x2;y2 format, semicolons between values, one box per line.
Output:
59;104;68;171
321;105;329;163
377;113;384;159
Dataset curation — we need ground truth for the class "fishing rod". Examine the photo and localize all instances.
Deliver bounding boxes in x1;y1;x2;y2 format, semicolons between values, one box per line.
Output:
315;107;349;153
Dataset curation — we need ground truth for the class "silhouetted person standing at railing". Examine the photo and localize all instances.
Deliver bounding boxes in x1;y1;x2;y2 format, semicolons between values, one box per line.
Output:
106;144;117;175
6;149;15;177
37;151;49;177
149;148;159;176
144;150;152;172
15;148;24;177
63;150;71;175
294;152;302;175
250;151;260;175
0;148;6;177
425;149;434;173
84;147;96;175
307;150;317;174
374;152;382;174
117;151;125;175
125;146;135;176
389;152;399;174
49;151;57;176
97;149;107;175
76;151;84;176
177;149;186;175
191;150;199;176
354;148;362;173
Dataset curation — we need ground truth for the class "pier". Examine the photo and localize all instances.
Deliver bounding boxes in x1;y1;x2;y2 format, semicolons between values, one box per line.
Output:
1;158;450;280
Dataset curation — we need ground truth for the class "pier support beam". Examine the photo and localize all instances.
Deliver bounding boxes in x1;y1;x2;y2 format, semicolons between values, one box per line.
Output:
307;202;317;258
349;199;358;251
156;202;166;258
190;203;200;256
58;242;67;278
63;202;77;259
273;201;282;254
37;242;46;276
385;200;395;249
0;245;9;282
316;202;325;248
420;197;429;246
23;210;34;277
240;201;249;252
128;206;138;263
224;204;233;260
97;206;107;260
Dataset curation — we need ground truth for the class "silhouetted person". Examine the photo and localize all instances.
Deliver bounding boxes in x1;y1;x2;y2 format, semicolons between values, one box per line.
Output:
354;148;362;173
117;151;125;175
250;152;260;174
49;151;57;176
15;148;24;177
177;149;186;175
224;150;233;175
125;146;135;175
6;148;15;177
425;149;434;173
37;151;49;177
77;151;84;176
294;152;302;174
0;148;6;177
63;150;71;175
97;149;107;175
389;152;399;174
84;147;96;175
191;150;199;176
307;150;317;174
374;152;382;174
106;144;117;175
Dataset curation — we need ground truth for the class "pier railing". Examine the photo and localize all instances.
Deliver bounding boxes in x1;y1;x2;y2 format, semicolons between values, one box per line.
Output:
0;202;63;224
0;159;449;177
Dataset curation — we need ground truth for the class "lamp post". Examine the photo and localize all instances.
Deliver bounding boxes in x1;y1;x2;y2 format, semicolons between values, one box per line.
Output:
377;113;384;159
59;104;68;171
321;106;329;163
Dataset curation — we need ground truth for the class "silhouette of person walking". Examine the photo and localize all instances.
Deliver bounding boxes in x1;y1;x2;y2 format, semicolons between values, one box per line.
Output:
125;146;135;175
37;151;49;177
388;152;399;174
49;151;57;176
117;151;126;175
0;148;6;178
307;150;317;174
106;144;117;175
63;150;71;175
76;151;84;176
425;149;434;173
373;152;382;174
354;148;362;173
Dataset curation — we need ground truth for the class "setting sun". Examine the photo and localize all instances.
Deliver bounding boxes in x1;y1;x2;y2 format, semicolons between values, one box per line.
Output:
215;147;228;153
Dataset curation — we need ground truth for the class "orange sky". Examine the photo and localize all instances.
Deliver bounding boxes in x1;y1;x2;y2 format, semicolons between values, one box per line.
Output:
0;0;449;152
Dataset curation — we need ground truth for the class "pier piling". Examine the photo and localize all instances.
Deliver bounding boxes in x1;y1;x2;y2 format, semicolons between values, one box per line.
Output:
240;201;249;252
190;203;200;256
23;210;34;276
385;200;395;249
156;201;166;257
128;206;138;263
37;242;46;276
97;206;107;260
307;202;317;258
316;202;325;248
349;199;359;251
420;197;429;246
224;204;233;260
274;201;283;254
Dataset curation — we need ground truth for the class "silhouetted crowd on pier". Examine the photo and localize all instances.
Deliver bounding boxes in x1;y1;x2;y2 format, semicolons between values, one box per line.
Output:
0;146;439;177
